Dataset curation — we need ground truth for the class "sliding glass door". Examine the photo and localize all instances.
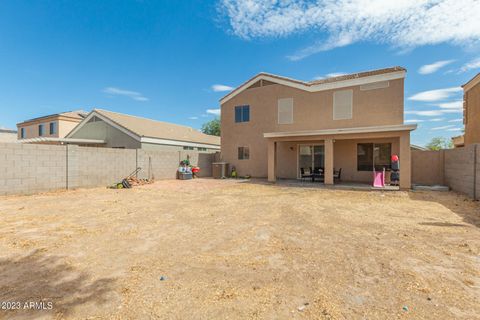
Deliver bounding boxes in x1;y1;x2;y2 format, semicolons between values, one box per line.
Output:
298;144;325;177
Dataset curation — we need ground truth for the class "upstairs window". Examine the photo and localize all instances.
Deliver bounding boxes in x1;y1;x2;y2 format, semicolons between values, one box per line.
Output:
38;124;44;136
238;147;249;160
183;146;194;150
357;143;392;171
20;128;25;139
49;122;57;134
235;105;250;123
197;147;207;152
333;90;353;120
278;98;293;124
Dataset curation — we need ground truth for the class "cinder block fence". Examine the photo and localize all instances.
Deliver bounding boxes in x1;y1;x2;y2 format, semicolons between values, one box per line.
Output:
0;143;216;196
412;144;479;200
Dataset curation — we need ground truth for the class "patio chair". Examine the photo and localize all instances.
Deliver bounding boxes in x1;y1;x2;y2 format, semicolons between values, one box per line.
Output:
333;168;342;182
300;167;313;182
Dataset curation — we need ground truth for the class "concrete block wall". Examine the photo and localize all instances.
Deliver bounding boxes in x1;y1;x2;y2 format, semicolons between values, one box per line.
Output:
137;150;181;180
444;145;476;198
411;150;445;186
0;143;66;195
68;146;137;188
0;144;215;196
477;146;480;200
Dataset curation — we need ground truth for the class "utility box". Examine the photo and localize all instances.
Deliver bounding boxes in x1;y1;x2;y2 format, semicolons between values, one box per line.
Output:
212;162;229;179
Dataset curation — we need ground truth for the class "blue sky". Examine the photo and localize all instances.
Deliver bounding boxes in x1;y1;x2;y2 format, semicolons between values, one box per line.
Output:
0;1;479;147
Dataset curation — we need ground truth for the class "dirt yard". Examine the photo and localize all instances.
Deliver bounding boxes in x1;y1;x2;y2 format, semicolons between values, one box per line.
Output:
0;179;479;319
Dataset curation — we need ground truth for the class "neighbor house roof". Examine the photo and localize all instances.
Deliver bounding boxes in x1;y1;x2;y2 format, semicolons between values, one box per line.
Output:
220;66;406;104
68;109;220;147
18;110;87;125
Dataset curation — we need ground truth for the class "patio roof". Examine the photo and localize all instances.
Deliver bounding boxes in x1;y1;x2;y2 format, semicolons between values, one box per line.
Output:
263;124;417;139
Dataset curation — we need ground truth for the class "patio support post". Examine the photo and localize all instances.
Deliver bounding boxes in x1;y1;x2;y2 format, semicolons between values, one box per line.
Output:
324;138;334;185
267;139;276;182
399;132;411;189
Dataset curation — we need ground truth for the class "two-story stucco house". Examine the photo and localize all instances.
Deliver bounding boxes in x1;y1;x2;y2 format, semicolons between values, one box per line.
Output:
220;67;416;189
17;110;87;141
462;73;480;146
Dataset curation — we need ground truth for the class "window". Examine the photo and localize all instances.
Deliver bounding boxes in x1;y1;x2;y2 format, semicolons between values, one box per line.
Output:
38;124;44;136
20;128;25;139
197;147;207;152
238;147;249;160
183;146;194;150
357;143;392;171
235;105;250;123
278;98;293;124
49;122;57;135
333;90;353;120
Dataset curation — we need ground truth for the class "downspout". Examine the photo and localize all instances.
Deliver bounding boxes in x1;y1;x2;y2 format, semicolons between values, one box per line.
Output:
66;143;69;190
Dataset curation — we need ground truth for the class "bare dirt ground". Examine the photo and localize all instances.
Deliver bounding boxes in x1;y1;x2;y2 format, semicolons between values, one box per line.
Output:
0;179;479;319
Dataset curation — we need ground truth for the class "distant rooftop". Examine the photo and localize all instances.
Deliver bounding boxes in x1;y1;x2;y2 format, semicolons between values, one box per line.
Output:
18;110;88;125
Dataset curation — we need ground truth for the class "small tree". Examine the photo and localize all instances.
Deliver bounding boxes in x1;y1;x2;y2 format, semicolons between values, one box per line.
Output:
426;137;453;151
201;118;220;136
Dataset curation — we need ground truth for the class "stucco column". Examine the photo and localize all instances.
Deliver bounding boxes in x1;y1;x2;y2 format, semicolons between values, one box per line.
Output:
267;139;276;182
399;132;411;189
324;138;334;185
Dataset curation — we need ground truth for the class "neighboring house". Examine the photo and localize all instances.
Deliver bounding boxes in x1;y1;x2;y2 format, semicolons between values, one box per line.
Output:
0;129;18;143
451;135;465;148
220;66;416;189
66;109;220;152
411;144;427;151
462;73;480;145
17;110;87;141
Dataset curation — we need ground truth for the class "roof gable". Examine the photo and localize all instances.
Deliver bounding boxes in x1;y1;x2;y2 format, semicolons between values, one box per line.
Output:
220;67;406;104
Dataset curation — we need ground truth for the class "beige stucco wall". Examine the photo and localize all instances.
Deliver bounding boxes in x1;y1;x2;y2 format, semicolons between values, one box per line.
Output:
18;117;82;139
464;81;480;145
221;78;405;178
0;131;17;143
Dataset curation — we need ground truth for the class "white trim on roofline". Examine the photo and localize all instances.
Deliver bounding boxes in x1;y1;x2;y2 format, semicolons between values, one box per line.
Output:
66;111;142;141
141;137;220;149
18;137;106;144
263;124;417;138
220;71;406;105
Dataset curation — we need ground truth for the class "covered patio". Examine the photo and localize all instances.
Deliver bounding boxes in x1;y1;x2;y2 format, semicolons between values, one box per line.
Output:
265;124;416;189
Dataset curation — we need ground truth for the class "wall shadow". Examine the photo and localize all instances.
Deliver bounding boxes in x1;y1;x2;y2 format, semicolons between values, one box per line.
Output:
409;191;480;229
0;249;117;319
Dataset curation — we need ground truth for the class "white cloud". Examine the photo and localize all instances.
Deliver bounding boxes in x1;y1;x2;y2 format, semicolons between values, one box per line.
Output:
437;100;463;109
460;57;480;72
408;87;462;102
447;127;463;131
219;0;480;60
431;125;456;130
325;72;347;78
405;119;425;123
405;109;462;117
206;108;221;116
188;116;199;120
418;59;455;74
103;87;149;102
429;118;445;122
448;118;463;122
212;84;234;92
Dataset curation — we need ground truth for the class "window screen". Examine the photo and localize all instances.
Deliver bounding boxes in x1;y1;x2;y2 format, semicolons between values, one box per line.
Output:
333;90;353;120
38;124;44;136
278;98;293;124
238;147;249;160
20;128;25;139
49;122;57;134
235;105;250;123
